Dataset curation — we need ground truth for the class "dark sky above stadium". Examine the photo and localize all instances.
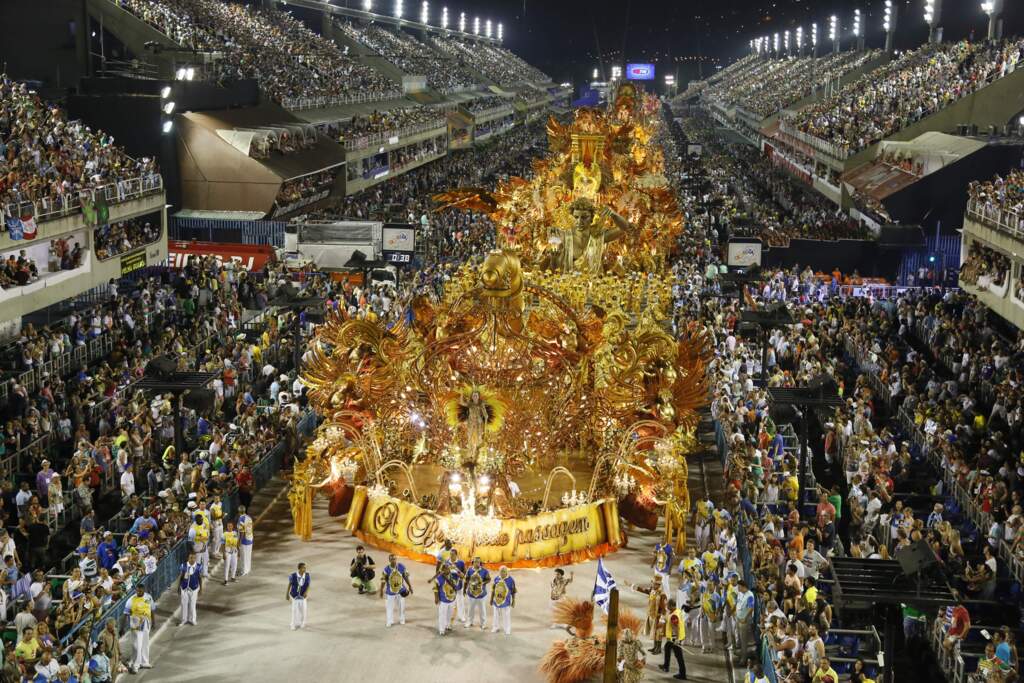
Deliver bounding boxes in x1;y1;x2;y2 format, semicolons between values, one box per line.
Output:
466;0;1023;87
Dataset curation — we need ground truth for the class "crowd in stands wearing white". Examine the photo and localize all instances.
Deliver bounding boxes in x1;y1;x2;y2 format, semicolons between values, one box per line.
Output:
0;76;157;215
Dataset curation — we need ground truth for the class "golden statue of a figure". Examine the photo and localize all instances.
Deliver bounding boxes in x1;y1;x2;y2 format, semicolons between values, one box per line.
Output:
541;197;634;275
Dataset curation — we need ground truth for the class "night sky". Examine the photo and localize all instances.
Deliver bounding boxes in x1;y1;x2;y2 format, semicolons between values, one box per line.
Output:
458;0;1024;89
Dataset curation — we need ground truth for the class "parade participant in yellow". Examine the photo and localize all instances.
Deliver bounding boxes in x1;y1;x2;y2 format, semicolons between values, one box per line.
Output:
123;583;154;673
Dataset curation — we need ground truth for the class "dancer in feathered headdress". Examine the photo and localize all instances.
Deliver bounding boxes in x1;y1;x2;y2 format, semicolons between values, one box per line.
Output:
444;385;506;460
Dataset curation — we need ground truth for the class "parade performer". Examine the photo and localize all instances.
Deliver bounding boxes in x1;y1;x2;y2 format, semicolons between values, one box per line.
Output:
177;551;202;626
449;548;467;625
187;514;210;579
209;499;224;560
433;563;459;636
380;554;412;627
631;575;667;654
237;506;255;576
490;566;516;635
123;583;154;673
286;562;311;630
549;568;574;629
222;521;239;585
464;557;490;630
653;541;673;594
659;599;687;680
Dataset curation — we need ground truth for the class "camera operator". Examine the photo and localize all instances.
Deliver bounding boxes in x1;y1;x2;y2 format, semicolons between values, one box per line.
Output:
350;545;376;594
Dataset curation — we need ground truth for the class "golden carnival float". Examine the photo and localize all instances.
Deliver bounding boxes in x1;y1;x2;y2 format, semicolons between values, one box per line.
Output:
289;84;711;568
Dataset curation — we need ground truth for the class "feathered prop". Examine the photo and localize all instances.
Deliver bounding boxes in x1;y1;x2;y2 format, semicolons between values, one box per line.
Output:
539;637;605;683
443;385;507;433
552;598;596;638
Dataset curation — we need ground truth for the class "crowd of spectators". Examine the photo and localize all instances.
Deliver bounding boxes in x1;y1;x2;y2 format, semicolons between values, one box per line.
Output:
730;50;881;119
961;240;1012;290
116;0;400;105
969;170;1024;233
0;75;157;217
0;251;41;289
464;95;512;114
0;254;315;679
789;38;1024;156
336;20;478;93
272;170;338;218
93;217;162;262
431;37;550;88
332;107;445;145
679;113;872;246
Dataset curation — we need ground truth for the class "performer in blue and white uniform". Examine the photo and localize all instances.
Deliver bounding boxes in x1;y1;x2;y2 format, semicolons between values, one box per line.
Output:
449;548;467;626
463;557;490;630
177;551;203;626
286;562;311;630
433;562;459;635
653;541;674;594
379;554;412;627
490;566;517;635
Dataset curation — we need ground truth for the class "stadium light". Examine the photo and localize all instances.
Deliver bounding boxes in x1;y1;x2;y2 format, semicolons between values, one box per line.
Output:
473;16;480;35
773;32;779;54
162;121;173;134
497;22;502;42
795;26;803;51
852;9;861;37
395;0;403;19
828;15;837;41
811;22;818;46
459;11;465;32
924;0;934;23
883;0;892;30
783;29;790;54
163;101;175;115
664;74;675;85
980;1;993;13
420;0;428;24
485;19;492;38
441;6;448;29
363;0;372;11
160;86;171;99
593;67;599;79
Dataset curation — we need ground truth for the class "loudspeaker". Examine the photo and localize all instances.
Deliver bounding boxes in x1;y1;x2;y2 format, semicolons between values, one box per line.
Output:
182;389;216;413
145;355;178;380
896;539;937;577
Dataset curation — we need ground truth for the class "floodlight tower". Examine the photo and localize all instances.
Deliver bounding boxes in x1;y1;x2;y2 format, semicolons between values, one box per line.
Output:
795;26;804;56
883;0;898;53
829;15;839;53
783;29;791;56
981;0;1004;41
852;9;864;51
811;23;818;57
924;0;943;44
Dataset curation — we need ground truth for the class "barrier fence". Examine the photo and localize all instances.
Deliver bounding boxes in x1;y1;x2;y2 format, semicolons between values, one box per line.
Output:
342;119;447;151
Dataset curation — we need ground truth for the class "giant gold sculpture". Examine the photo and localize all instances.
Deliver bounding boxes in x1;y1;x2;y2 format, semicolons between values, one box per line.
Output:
290;86;709;568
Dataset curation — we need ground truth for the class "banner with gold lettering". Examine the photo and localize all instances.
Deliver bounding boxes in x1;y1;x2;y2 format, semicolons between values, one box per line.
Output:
345;487;622;568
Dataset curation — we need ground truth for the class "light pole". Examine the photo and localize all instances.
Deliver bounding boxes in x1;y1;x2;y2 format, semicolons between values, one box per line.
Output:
883;0;897;53
981;0;1004;41
852;9;864;51
784;29;791;56
829;15;839;54
811;23;818;58
795;26;804;56
924;0;942;44
773;32;780;56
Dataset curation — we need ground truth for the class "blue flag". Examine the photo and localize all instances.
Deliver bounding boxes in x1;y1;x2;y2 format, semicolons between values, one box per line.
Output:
593;557;617;614
5;217;22;240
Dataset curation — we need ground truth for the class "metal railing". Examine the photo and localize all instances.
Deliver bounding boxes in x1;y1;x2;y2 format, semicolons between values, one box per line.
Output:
280;91;403;112
777;119;852;160
966;198;1024;240
342;119;447;151
0;174;163;227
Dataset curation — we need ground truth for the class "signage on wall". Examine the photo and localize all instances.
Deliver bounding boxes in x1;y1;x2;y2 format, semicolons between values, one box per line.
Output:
120;249;148;276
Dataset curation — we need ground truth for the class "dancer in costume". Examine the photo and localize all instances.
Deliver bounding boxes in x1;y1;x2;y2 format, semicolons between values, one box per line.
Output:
464;557;490;629
490;566;516;635
380;554;413;627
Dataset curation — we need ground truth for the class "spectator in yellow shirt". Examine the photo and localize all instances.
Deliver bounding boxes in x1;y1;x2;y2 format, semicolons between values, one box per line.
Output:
14;626;40;666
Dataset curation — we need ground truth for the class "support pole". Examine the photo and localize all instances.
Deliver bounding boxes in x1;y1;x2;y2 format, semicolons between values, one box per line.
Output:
797;406;809;513
603;588;620;683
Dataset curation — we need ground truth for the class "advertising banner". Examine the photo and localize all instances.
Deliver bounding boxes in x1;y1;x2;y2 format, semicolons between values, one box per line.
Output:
167;240;276;271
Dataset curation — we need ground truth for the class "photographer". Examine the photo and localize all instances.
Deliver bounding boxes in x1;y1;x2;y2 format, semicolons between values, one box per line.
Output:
350;545;376;594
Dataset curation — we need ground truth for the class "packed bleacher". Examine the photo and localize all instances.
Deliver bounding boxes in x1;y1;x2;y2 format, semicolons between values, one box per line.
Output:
969;170;1024;234
664;102;1024;683
679;112;873;246
0;75;159;221
732;50;882;119
430;37;550;88
464;95;512;114
115;0;400;106
961;240;1011;290
93;217;162;262
272;170;338;218
336;20;478;93
0;253;325;679
788;38;1024;157
332;106;445;147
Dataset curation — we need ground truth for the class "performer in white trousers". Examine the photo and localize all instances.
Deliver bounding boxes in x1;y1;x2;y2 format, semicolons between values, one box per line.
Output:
124;583;154;673
380;554;413;627
238;507;254;576
463;557;490;630
188;514;210;579
287;562;311;630
178;552;203;626
222;521;239;585
210;500;224;560
490;566;516;635
433;563;458;635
